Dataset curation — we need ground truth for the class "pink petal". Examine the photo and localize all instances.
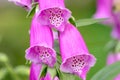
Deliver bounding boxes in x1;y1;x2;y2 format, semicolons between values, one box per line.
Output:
30;63;42;80
8;0;32;11
37;0;71;31
59;23;96;80
94;0;113;18
107;53;116;65
25;14;56;67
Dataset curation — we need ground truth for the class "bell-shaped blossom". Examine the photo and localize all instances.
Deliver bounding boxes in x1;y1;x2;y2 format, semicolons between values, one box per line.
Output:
8;0;32;11
25;14;56;67
59;23;96;80
30;63;59;80
93;0;114;25
107;53;120;80
37;0;71;32
94;0;113;19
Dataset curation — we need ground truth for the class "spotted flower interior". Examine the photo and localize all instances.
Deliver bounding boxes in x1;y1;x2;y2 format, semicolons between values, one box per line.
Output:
39;7;70;29
64;55;89;73
26;45;56;67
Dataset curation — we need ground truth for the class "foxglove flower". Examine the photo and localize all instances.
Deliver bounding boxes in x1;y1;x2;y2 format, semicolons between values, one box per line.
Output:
30;63;59;80
37;0;71;32
8;0;32;11
107;53;120;80
93;0;114;25
94;0;113;19
25;14;56;67
59;23;96;80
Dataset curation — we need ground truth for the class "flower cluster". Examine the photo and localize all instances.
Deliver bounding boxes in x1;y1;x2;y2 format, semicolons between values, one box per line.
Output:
9;0;96;80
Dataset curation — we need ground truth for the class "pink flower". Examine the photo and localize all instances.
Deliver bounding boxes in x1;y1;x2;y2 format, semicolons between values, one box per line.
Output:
114;74;120;80
8;0;32;11
37;0;71;32
93;0;114;25
25;14;56;67
59;23;96;80
30;63;59;80
107;53;120;80
94;0;113;19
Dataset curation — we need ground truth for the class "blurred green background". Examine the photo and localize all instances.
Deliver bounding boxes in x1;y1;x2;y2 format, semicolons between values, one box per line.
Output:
0;0;112;80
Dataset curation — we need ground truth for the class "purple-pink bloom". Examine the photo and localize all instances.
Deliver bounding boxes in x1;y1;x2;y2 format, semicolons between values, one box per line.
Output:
37;0;71;32
59;23;96;80
94;0;113;19
8;0;32;11
25;14;56;67
93;0;114;25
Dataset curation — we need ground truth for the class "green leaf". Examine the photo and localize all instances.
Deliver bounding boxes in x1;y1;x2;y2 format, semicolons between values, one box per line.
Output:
105;39;117;52
47;67;56;79
91;61;120;80
56;67;64;80
75;18;107;27
26;6;36;18
69;16;76;26
39;65;48;78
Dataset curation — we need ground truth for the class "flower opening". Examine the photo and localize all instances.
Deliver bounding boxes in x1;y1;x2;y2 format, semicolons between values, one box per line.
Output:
65;55;88;72
38;7;71;31
26;45;56;67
